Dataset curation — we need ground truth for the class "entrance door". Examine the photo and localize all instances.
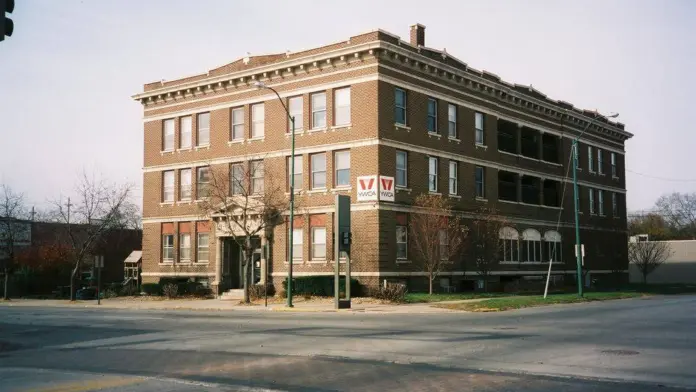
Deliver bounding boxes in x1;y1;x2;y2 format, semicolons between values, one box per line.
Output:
222;237;262;289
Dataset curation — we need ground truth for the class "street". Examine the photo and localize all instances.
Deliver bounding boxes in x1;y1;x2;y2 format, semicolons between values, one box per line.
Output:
1;295;695;391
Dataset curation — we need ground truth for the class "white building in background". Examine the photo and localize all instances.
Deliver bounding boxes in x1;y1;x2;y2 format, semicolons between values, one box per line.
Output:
629;240;696;284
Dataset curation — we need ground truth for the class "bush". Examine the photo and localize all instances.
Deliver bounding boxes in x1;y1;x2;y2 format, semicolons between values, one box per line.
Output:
141;283;161;295
101;288;118;299
371;283;407;303
162;283;178;298
282;276;362;297
249;284;275;300
119;284;138;297
277;288;287;298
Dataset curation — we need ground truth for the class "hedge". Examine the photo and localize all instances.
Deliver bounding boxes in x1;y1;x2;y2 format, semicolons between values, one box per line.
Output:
282;276;361;297
141;279;212;297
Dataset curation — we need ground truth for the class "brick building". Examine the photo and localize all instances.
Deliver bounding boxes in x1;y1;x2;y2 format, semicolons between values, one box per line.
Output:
133;24;632;293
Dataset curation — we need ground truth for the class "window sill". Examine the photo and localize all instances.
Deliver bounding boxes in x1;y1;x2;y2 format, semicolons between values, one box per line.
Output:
541;160;563;167
178;261;192;265
612;176;620;181
576;168;583;172
475;143;488;150
178;200;192;205
589;170;597;175
331;187;351;192
306;188;328;194
309;259;327;264
308;127;328;133
160;150;175;155
194;198;209;203
428;191;441;195
394;123;411;132
448;194;461;199
427;132;442;138
498;199;519;205
447;137;461;143
247;137;265;143
177;148;192;152
159;202;175;206
599;173;606;177
194;262;209;265
285;191;304;196
284;260;304;264
194;145;210;150
396;187;411;193
158;262;174;265
475;197;488;202
396;259;411;264
285;130;305;137
228;139;245;145
331;124;352;131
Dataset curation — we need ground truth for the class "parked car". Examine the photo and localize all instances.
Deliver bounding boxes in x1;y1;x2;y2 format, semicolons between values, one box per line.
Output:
75;287;97;300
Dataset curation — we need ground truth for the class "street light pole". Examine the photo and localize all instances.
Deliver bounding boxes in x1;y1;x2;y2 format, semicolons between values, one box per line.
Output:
570;111;618;297
254;81;294;307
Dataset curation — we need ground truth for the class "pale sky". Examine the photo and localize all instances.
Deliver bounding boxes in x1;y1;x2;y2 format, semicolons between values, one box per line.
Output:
1;0;695;212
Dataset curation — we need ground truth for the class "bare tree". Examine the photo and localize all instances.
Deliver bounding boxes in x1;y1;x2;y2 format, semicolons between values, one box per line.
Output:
197;161;289;303
0;185;29;300
409;194;466;295
628;241;673;285
655;192;696;239
468;208;507;292
50;172;138;300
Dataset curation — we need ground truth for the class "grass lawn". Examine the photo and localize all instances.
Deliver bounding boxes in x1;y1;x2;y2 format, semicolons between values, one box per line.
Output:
404;292;512;303
436;291;647;312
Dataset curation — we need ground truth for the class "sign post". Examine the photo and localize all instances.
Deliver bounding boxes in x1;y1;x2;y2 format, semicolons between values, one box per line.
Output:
335;195;351;309
95;255;104;305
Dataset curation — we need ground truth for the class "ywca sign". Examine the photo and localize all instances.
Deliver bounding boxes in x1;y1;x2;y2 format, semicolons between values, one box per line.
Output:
357;175;395;202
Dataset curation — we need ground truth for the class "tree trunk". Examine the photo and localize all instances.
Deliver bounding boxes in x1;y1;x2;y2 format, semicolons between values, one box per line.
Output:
243;237;251;303
642;272;648;285
428;272;433;295
3;267;9;300
70;265;79;301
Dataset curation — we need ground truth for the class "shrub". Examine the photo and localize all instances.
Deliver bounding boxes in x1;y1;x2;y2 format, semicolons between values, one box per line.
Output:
162;283;178;298
249;284;274;300
371;283;407;303
141;283;161;295
277;288;287;298
119;284;138;297
101;288;118;299
282;276;362;297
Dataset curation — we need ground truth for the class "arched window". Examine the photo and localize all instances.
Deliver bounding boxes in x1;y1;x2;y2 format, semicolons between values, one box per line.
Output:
543;230;562;262
522;229;542;262
499;227;519;262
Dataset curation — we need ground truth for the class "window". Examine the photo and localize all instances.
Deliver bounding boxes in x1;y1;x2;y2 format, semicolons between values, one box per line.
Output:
230;163;244;195
521;229;542;262
597;149;604;174
598;189;605;216
180;116;192;149
574;143;581;169
427;98;437;133
162;234;174;262
311;153;327;189
521;176;541;205
334;87;351;126
475;166;485;198
396;150;407;187
197;112;210;146
311;227;326;260
288;156;303;190
500;227;519;262
311;92;327;129
196;167;210;199
231;108;244;140
163;119;175;151
439;230;449;260
611;153;617;177
448;161;458;195
497;119;517;153
475;112;485;145
543;231;562;262
197;233;209;262
588;146;594;172
589;188;595;215
179;169;192;200
292;228;303;261
335;150;350;187
520;127;540;159
396;225;408;260
179;233;191;262
498;171;518;202
288;96;303;131
395;88;407;125
428;157;438;192
448;104;457;138
162;170;174;202
612;192;618;216
251;103;264;138
251;160;264;194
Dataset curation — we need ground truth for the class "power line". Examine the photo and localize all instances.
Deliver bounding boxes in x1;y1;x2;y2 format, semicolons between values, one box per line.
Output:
625;169;696;183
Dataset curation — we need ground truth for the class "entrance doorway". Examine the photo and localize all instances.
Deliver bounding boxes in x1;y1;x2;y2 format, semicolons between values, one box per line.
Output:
222;237;262;290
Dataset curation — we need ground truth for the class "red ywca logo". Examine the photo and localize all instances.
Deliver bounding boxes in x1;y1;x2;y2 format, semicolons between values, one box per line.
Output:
359;178;375;191
380;177;393;191
357;175;378;201
379;175;395;202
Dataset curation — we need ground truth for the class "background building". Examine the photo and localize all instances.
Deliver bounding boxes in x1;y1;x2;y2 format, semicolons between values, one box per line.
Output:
134;24;631;294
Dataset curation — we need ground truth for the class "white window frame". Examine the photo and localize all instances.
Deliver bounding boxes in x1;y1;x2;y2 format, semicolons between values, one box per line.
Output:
197;233;209;263
231;107;244;140
588;146;594;172
163;119;175;152
251;160;264;194
251;103;264;138
448;103;457;138
396;150;407;188
589;188;595;215
597;148;604;174
334;150;350;188
475;112;485;145
288;156;303;191
179;233;191;262
179;169;192;200
311;92;327;129
196;166;210;199
334;87;351;126
396;225;408;260
475;166;485;198
522;229;542;262
179;116;192;149
162;170;175;202
197;112;210;146
448;161;458;195
162;234;174;262
292;227;303;261
439;229;449;261
611;152;617;177
230;163;244;195
598;189;605;216
428;157;438;192
311;227;326;260
500;227;519;262
427;98;438;133
311;153;327;190
288;96;303;131
395;88;407;125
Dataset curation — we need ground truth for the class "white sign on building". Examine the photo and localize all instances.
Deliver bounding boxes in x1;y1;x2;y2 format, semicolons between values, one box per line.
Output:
379;176;395;202
357;175;395;202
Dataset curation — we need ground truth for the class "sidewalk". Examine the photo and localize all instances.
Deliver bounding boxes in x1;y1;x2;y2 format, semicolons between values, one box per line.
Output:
0;297;460;314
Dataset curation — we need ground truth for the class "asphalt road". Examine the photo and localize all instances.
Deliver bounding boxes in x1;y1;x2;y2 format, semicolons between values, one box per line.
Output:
1;295;695;391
